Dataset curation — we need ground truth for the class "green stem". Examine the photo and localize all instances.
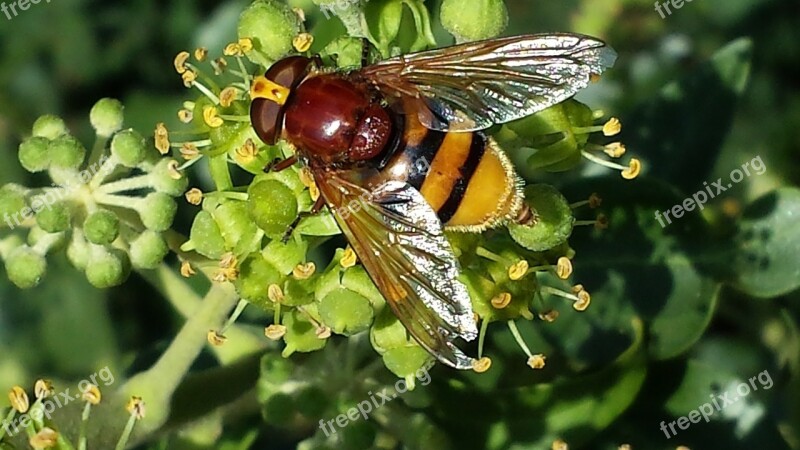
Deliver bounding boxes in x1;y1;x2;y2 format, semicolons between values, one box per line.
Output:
89;154;121;189
208;155;233;191
87;135;110;169
113;414;137;450
94;174;152;195
507;320;533;357
94;193;142;210
32;232;64;256
163;352;263;429
135;264;265;364
78;403;91;450
118;282;239;437
0;408;16;440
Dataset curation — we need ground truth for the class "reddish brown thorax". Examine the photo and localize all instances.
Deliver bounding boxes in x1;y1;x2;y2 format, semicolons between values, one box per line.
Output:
250;56;393;166
283;74;392;164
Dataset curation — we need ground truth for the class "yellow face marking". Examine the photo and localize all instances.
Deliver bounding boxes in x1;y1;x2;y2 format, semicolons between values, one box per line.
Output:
251;76;291;105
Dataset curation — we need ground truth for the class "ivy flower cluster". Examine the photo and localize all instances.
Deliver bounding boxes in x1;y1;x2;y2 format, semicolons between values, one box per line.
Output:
1;379;144;450
0;0;640;381
0;99;186;289
153;0;641;380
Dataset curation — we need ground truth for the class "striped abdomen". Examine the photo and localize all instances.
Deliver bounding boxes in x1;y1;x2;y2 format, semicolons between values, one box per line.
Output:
377;100;523;232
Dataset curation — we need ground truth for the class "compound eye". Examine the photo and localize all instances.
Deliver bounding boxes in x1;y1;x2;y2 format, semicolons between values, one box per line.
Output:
249;56;313;145
266;55;313;89
250;97;283;145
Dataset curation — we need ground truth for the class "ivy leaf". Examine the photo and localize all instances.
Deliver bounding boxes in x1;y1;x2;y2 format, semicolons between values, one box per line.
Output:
431;319;647;449
624;38;753;192
732;187;800;298
561;177;719;361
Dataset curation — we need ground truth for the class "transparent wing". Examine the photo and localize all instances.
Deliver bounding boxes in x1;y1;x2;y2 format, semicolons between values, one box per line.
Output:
361;33;617;131
314;168;477;369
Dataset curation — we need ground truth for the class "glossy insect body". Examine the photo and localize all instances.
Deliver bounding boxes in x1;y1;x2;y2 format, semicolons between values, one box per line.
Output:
250;33;617;369
376;97;524;232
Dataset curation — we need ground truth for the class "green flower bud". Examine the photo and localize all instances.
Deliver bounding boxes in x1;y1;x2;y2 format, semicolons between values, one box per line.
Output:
89;98;124;137
31;115;68;140
35;201;71;233
370;307;411;352
508;184;574;252
85;247;130;288
441;0;508;42
318;288;374;335
48;135;87;169
207;121;252;156
463;267;535;321
322;36;364;69
248;179;298;238
111;129;147;168
235;253;282;307
18;137;51;172
83;210;120;245
149;159;189;197
0;185;27;228
129;231;169;270
238;0;302;67
363;0;403;53
189;211;226;259
504;100;594;172
340;420;377;450
263;239;308;275
213;201;259;253
140;192;177;231
295;386;329;419
282;278;315;307
282;308;326;356
66;231;90;270
371;308;432;377
261;392;295;425
26;226;50;247
5;246;46;289
260;354;293;385
383;347;433;379
341;266;384;306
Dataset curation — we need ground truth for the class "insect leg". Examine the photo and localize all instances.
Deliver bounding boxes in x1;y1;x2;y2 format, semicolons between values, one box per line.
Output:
281;196;326;243
361;37;370;67
264;155;299;173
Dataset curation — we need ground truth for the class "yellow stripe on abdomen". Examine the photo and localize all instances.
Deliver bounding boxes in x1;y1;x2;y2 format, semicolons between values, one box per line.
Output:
418;132;472;212
445;139;521;231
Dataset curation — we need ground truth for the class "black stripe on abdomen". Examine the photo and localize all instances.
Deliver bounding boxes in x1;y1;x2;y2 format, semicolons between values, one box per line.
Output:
437;132;486;223
404;129;447;190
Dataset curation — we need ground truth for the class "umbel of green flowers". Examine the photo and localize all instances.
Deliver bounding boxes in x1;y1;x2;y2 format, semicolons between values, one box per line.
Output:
0;99;186;289
0;0;639;379
162;0;638;378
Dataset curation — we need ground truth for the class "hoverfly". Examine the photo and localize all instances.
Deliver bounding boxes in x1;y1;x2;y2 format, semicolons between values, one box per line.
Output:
249;34;617;370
